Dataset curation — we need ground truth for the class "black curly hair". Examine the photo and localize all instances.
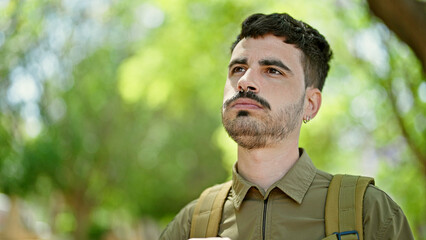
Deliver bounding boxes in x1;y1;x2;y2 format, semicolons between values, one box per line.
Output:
231;13;332;91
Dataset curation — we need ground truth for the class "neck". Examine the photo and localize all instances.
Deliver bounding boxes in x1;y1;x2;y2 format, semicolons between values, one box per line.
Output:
236;139;300;192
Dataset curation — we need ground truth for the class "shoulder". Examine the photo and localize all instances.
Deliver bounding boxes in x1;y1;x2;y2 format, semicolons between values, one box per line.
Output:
364;185;400;212
311;169;333;188
363;185;404;222
316;169;333;181
363;185;414;239
305;169;332;193
159;199;197;240
159;181;231;240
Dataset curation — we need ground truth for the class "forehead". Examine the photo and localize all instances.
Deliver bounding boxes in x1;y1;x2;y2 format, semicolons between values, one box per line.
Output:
231;34;303;71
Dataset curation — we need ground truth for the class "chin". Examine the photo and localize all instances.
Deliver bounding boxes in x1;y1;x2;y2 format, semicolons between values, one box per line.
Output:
224;133;266;150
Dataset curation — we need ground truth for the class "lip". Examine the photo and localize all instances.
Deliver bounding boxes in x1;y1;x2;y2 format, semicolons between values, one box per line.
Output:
230;98;264;110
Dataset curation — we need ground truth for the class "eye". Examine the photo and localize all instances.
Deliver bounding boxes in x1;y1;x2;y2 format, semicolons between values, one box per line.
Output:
267;68;282;75
231;66;246;74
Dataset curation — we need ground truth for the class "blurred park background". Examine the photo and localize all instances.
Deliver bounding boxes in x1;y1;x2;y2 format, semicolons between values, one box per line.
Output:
0;0;425;239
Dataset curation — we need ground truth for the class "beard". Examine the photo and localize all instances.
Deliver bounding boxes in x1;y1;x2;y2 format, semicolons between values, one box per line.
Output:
222;92;305;149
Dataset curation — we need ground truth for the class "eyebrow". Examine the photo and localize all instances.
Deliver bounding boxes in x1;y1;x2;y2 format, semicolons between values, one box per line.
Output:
259;58;292;73
228;57;293;74
228;57;247;69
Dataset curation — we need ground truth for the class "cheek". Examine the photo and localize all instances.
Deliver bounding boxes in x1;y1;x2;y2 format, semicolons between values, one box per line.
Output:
265;88;303;110
222;80;236;102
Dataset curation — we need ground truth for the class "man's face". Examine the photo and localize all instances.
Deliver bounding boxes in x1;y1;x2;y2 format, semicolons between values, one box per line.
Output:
222;34;307;149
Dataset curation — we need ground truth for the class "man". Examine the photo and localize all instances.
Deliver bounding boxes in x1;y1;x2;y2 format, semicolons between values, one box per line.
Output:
160;13;414;240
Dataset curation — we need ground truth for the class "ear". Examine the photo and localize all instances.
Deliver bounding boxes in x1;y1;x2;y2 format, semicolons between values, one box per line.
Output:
304;87;322;120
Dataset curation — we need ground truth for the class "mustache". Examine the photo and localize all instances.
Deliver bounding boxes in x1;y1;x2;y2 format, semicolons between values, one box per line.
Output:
223;91;271;110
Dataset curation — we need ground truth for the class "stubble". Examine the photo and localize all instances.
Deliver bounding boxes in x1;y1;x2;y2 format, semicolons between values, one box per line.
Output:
222;93;304;149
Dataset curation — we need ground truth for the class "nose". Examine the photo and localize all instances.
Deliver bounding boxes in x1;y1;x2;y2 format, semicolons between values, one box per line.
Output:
237;69;260;93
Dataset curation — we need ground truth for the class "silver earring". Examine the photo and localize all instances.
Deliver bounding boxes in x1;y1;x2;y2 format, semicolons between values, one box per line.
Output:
303;116;311;124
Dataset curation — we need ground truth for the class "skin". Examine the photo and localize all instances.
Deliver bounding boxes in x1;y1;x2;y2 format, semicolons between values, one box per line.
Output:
222;34;322;192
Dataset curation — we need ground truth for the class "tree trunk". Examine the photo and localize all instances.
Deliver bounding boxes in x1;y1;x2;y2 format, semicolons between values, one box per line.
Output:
367;0;426;72
65;190;93;240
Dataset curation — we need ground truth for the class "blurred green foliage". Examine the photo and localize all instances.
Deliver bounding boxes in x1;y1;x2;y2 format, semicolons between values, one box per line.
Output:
0;0;424;239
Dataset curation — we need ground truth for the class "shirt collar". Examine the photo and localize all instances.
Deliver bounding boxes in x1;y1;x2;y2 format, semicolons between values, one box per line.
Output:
231;148;317;210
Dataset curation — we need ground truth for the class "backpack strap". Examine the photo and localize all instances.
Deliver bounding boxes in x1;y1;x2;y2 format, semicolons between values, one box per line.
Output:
323;174;375;240
190;180;232;238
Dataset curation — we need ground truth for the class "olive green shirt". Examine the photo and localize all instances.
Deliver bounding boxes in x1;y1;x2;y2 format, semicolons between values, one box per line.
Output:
160;150;414;240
